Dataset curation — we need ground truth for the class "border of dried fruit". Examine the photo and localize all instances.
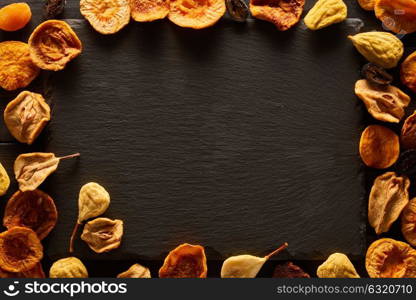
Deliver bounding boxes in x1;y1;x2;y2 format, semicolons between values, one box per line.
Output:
0;0;416;278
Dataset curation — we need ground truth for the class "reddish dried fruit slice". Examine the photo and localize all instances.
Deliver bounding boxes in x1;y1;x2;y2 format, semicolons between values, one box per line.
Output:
375;0;416;34
130;0;169;22
401;51;416;94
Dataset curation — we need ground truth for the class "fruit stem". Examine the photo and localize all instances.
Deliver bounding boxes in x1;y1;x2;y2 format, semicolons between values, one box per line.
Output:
59;153;80;160
265;242;288;259
69;221;80;253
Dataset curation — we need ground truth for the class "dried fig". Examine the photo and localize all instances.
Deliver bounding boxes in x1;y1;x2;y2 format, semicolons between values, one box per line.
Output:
317;253;360;278
117;263;151;278
49;257;88;278
81;218;123;253
130;0;169;22
402;198;416;247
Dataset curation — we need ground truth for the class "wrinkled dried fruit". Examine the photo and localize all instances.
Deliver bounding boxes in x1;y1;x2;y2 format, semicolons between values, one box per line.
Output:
402;198;416;247
169;0;226;29
0;163;10;196
130;0;169;22
359;125;400;169
226;0;249;22
317;253;360;278
401;51;416;93
250;0;305;31
14;152;80;192
159;243;208;278
29;20;82;71
366;238;416;278
0;227;43;273
369;172;410;235
375;0;416;34
304;0;347;30
401;111;416;150
80;0;130;34
0;3;32;31
221;243;288;278
44;0;66;19
0;263;45;278
395;150;416;178
49;257;88;278
81;218;123;253
362;63;393;86
348;32;404;69
3;190;57;240
4;91;51;145
273;262;310;278
355;79;410;123
117;263;151;278
0;41;39;91
358;0;375;10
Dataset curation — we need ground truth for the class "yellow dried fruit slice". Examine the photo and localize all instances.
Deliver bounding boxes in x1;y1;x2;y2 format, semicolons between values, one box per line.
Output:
130;0;169;22
375;0;416;34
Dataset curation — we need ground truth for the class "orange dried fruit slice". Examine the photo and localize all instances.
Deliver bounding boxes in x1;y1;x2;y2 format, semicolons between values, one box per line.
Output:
130;0;170;22
0;41;39;91
80;0;131;34
0;3;32;32
374;0;416;34
29;20;82;71
169;0;226;29
401;51;416;93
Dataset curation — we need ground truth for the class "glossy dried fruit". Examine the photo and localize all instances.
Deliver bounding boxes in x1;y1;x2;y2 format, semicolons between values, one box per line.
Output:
272;262;310;278
348;32;404;69
44;0;66;19
366;238;416;278
159;243;208;278
355;79;410;123
250;0;305;31
117;263;151;278
226;0;249;22
0;227;43;273
317;253;360;278
0;3;32;31
402;198;416;247
401;111;416;150
401;51;416;93
358;0;375;11
130;0;169;22
375;0;416;34
0;263;45;278
0;163;10;196
304;0;347;30
81;218;123;253
14;152;80;192
80;0;130;34
0;41;39;91
221;243;288;278
3;190;58;240
362;63;393;86
359;125;400;169
49;257;88;278
29;20;82;71
4;91;51;145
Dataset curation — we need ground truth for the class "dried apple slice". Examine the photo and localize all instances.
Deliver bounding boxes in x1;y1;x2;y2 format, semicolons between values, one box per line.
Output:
130;0;169;22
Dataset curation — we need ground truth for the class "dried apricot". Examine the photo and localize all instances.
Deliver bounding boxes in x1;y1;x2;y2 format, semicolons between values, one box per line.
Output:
130;0;169;22
80;0;131;34
250;0;305;31
375;0;416;34
0;41;39;91
0;3;32;32
0;263;45;278
401;111;416;150
401;51;416;93
169;0;226;29
402;198;416;247
29;20;82;71
358;0;375;11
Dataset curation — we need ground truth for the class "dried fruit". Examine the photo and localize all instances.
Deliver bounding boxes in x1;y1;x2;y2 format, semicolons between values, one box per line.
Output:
368;172;410;235
359;125;400;169
4;91;51;145
221;243;288;278
169;0;226;29
81;218;123;253
366;238;416;278
250;0;305;31
272;262;310;278
80;0;130;34
49;257;88;278
348;32;404;69
362;63;393;86
14;152;80;192
117;263;151;278
159;243;208;278
401;51;416;93
375;0;416;34
0;3;32;31
317;253;360;278
226;0;249;22
28;20;82;71
69;182;110;253
395;150;416;178
358;0;375;11
304;0;347;30
0;227;43;273
402;198;416;247
354;79;410;123
3;190;58;240
401;111;416;150
0;263;45;278
44;0;66;19
130;0;169;22
0;41;39;91
0;163;10;196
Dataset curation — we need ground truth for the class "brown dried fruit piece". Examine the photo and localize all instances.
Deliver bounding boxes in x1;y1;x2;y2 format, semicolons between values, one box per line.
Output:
359;125;400;169
355;79;410;123
273;262;310;278
3;190;58;240
0;227;43;273
130;0;169;22
159;243;207;278
117;263;151;278
0;41;39;91
80;0;131;34
29;20;82;71
401;51;416;94
368;172;410;235
402;198;416;247
4;91;51;145
0;263;45;278
361;63;393;86
366;238;416;278
401;111;416;150
375;0;416;34
81;218;123;253
250;0;305;31
169;0;226;29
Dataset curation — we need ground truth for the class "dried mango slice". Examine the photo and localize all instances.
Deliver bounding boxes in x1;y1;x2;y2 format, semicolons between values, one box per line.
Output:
80;0;131;34
0;41;39;91
130;0;169;22
169;0;226;29
250;0;305;31
375;0;416;34
28;20;82;71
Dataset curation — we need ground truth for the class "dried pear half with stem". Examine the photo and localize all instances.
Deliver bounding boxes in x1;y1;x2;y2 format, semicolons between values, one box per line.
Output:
130;0;169;22
49;257;88;278
317;253;360;278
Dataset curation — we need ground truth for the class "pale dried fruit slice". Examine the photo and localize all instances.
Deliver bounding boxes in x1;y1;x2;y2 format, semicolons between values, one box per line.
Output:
117;263;151;278
80;0;131;34
130;0;169;22
81;218;123;253
317;253;360;278
49;257;88;278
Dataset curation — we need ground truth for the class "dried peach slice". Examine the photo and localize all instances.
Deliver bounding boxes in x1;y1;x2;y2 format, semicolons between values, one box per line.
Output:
375;0;416;34
169;0;226;29
130;0;170;22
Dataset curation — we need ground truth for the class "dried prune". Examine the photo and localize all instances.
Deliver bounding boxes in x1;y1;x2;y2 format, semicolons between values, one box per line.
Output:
117;263;151;278
375;0;416;34
395;150;416;177
273;262;310;278
402;198;416;247
317;253;360;278
0;3;32;31
49;257;88;278
401;111;416;150
130;0;169;22
401;51;416;93
44;0;66;19
362;63;393;86
81;218;123;253
226;0;249;22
